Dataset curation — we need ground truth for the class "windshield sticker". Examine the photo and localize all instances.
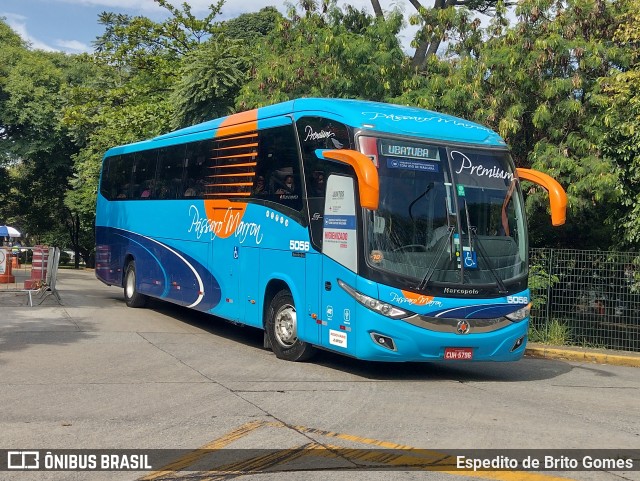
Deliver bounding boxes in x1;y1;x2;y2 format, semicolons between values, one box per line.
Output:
463;248;478;269
457;185;466;197
303;125;344;148
380;140;440;161
369;250;384;264
452;151;514;182
387;158;439;173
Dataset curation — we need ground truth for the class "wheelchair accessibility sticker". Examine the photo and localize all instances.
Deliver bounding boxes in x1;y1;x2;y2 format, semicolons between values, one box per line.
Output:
463;249;477;269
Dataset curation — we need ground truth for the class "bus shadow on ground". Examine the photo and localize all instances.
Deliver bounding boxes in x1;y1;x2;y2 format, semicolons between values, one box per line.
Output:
147;299;574;384
314;350;574;383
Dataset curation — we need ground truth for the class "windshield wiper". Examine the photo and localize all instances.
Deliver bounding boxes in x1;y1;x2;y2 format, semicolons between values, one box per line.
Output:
460;198;508;295
417;225;455;291
409;182;434;221
468;226;508;295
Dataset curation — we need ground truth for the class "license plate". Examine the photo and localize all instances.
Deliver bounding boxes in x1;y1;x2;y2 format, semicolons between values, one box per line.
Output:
444;347;473;360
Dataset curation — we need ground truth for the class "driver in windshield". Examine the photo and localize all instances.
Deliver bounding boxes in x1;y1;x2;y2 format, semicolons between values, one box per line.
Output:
427;214;457;249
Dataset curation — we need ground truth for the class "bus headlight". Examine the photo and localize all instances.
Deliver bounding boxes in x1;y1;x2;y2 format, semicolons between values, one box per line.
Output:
337;279;412;320
505;303;531;322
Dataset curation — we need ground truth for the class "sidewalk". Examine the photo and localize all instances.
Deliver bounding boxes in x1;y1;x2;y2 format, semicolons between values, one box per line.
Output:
1;268;639;367
525;342;640;367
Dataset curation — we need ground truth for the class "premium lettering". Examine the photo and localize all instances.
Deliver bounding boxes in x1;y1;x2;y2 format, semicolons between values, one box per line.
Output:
453;151;513;182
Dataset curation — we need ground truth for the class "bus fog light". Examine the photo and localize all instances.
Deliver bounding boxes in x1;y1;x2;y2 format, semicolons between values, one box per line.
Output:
511;335;525;351
371;332;396;351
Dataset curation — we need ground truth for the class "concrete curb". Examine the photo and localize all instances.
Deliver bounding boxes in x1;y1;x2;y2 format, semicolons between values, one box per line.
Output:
525;344;640;367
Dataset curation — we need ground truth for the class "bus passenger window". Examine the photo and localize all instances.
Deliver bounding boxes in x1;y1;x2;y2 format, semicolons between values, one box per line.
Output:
255;124;303;212
156;145;186;199
183;140;210;199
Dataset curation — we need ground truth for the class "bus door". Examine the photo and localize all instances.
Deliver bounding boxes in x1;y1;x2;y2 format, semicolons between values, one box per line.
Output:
321;174;358;354
209;204;243;322
239;245;261;328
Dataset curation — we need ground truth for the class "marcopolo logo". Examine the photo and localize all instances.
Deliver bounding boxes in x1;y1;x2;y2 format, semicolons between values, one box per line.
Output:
443;287;480;296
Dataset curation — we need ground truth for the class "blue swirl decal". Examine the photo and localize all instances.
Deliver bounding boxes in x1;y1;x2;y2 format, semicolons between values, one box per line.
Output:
95;226;221;310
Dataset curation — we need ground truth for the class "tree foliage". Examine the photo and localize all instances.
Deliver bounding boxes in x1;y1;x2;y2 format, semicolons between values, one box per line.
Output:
237;1;408;108
0;26;79;251
594;2;640;247
396;0;632;248
0;0;639;260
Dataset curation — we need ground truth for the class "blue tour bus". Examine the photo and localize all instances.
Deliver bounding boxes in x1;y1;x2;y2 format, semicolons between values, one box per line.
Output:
95;98;566;362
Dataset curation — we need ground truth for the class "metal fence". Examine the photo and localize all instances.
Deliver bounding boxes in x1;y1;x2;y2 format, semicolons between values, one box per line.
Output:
529;248;640;352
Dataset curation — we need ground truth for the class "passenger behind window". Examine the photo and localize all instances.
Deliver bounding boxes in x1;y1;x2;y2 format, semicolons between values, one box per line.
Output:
184;180;197;197
310;171;325;196
156;181;170;199
253;175;266;194
269;167;294;194
276;175;295;194
140;180;154;198
427;214;457;249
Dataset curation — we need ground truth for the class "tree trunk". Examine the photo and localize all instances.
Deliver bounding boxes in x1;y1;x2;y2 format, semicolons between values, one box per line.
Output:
370;0;384;17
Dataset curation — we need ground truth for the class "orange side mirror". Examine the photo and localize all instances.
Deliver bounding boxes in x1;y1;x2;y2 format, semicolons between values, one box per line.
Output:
317;149;380;210
516;168;567;226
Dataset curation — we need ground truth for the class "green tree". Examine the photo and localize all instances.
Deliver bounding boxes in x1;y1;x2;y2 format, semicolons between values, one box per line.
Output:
398;0;631;249
0;19;27;208
64;0;229;263
237;1;408;108
594;1;640;247
0;24;81;251
169;7;283;128
223;6;282;41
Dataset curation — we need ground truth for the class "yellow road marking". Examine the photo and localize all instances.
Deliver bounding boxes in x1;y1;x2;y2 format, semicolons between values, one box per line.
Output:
139;420;266;480
141;421;579;481
199;442;325;481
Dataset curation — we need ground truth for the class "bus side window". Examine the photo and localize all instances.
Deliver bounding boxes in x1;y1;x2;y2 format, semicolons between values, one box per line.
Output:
132;149;159;199
183;140;211;199
157;145;186;199
255;125;302;212
105;155;134;200
296;116;354;251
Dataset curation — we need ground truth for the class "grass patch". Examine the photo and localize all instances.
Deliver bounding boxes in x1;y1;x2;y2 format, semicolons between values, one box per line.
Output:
529;319;572;345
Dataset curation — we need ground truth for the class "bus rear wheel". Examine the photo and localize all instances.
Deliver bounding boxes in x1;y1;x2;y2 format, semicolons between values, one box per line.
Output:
266;289;315;362
124;261;148;308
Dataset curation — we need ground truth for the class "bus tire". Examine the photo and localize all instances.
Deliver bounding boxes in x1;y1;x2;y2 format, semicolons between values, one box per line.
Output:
266;289;315;362
124;261;148;308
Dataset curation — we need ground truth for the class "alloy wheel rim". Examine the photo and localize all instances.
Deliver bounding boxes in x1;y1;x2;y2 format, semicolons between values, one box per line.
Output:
126;270;135;298
274;304;297;348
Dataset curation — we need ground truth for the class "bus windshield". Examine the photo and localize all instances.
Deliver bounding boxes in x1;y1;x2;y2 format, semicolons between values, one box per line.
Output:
361;136;528;291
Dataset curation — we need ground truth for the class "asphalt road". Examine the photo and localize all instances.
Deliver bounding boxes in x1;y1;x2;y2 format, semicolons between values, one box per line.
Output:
0;269;638;481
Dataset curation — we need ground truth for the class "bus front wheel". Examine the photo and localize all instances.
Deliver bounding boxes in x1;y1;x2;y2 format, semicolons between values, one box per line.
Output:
124;261;148;308
266;290;315;362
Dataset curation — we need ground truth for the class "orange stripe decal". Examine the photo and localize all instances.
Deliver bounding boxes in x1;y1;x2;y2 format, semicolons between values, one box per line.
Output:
202;199;248;239
215;109;258;138
200;109;259;234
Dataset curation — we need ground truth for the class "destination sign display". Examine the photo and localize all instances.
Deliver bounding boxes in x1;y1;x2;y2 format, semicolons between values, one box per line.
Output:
379;140;440;162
